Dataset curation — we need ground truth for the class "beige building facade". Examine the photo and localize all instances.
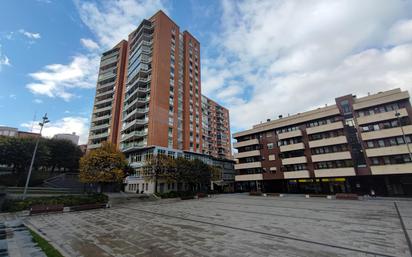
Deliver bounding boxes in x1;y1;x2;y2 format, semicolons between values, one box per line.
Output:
233;88;412;196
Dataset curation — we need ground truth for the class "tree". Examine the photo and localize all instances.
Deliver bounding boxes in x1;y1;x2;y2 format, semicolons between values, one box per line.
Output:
0;136;49;186
46;138;82;173
143;154;176;193
174;157;192;191
79;142;127;192
210;165;222;182
191;159;211;192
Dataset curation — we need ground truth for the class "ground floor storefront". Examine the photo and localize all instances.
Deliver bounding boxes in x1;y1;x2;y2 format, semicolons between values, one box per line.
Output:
235;174;412;196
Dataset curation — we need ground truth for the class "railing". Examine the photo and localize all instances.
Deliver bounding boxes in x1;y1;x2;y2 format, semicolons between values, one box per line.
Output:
122;118;148;131
121;131;148;142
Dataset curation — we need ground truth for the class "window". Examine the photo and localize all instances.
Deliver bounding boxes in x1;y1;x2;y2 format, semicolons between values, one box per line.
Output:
396;137;405;144
367;141;374;148
267;143;274;149
340;100;351;114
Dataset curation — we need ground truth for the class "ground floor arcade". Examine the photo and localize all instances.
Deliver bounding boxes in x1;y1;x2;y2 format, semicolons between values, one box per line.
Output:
235;174;412;196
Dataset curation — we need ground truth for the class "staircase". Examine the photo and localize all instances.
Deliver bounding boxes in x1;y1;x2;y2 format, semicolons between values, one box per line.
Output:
43;173;84;190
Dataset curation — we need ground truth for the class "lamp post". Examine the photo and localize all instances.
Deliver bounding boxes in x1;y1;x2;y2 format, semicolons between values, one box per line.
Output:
22;113;49;200
395;111;412;161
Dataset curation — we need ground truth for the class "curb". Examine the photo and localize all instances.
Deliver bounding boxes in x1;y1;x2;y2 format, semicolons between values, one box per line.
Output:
24;221;73;257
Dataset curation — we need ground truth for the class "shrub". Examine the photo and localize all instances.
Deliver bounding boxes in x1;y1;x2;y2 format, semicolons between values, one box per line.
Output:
2;193;108;212
155;191;195;199
249;191;262;196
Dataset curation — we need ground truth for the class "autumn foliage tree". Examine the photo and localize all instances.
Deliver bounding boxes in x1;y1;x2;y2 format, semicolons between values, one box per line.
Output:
79;142;127;192
143;154;220;193
143;154;176;193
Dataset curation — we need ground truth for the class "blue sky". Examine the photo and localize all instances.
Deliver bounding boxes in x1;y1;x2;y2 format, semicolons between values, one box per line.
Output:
1;0;412;144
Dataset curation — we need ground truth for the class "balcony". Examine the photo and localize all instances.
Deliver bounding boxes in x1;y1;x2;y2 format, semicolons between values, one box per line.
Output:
366;144;412;157
306;121;344;135
370;163;412;175
357;108;408;125
123;108;149;121
281;156;307;165
121;142;147;152
92;114;111;122
279;142;305;152
311;151;352;162
234;150;260;159
97;82;115;92
90;123;110;131
122;118;148;131
234;162;262;170
233;138;259;148
361;125;412;141
278;130;302;140
314;167;356;177
89;132;108;140
87;143;102;149
308;136;347;148
121;130;148;142
124;97;150;110
94;97;112;106
235;173;263;181
353;90;409;110
126;86;150;100
283;170;310;179
98;71;116;82
126;77;151;89
96;89;114;98
94;105;112;114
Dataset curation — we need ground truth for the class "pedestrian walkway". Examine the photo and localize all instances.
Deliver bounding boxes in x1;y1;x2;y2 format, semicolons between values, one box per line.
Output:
0;215;46;257
20;194;412;257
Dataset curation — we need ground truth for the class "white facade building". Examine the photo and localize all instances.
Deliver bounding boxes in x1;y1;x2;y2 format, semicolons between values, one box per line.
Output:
53;133;80;145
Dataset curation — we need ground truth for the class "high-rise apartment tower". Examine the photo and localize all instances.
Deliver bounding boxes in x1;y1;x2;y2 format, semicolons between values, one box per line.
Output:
87;11;231;160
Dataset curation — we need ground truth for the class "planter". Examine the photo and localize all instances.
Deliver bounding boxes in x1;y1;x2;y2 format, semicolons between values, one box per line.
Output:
180;196;195;200
197;193;207;198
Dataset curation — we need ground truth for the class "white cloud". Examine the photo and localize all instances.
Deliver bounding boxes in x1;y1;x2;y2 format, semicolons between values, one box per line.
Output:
19;29;41;39
80;38;100;50
9;94;16;99
203;0;412;132
386;19;412;45
75;0;166;48
26;54;99;101
21;116;90;144
0;44;11;71
26;0;168;101
33;99;43;104
0;56;11;69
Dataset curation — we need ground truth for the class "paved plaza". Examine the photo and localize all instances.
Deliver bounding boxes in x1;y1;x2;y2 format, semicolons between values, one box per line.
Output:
10;194;412;257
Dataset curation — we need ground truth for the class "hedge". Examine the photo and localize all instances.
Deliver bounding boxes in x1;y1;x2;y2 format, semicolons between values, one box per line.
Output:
2;193;108;212
155;191;195;199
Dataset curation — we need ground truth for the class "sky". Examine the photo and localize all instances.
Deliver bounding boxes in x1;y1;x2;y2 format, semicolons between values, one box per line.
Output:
1;0;412;145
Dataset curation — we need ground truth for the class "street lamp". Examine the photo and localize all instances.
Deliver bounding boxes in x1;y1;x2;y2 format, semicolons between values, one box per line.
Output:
22;113;49;200
395;111;412;161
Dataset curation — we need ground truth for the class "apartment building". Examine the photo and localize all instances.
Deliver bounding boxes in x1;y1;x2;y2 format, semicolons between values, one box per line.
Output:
88;40;128;149
233;88;412;196
124;146;235;194
0;126;40;138
201;95;231;159
86;11;234;191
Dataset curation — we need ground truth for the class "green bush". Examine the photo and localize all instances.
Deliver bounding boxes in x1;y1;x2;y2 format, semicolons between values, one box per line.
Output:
2;193;108;212
155;191;195;199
